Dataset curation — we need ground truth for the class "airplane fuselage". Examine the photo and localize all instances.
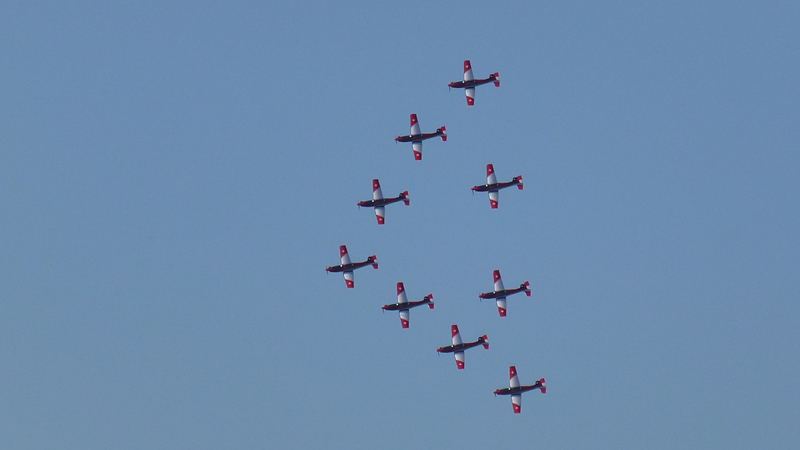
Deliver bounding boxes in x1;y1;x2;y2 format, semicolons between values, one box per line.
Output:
358;195;407;208
479;284;528;299
395;131;443;143
437;338;486;354
448;76;497;89
326;258;375;273
382;299;431;311
493;381;544;396
472;180;521;193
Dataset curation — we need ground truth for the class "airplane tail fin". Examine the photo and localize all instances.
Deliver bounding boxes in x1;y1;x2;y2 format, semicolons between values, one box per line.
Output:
439;126;447;141
426;294;434;309
482;335;489;349
402;191;410;206
515;175;523;190
493;73;500;87
524;281;531;296
371;256;378;269
539;378;546;393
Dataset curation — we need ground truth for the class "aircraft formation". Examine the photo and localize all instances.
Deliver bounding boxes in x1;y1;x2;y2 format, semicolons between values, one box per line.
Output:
324;61;546;414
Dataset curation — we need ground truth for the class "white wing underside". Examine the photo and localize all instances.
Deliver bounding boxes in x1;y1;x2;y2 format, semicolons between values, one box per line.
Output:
452;330;463;346
373;186;384;201
465;87;475;104
510;370;520;388
397;287;408;305
341;252;352;266
489;190;499;206
494;276;505;292
410;121;421;136
375;206;385;223
511;394;522;411
496;297;507;314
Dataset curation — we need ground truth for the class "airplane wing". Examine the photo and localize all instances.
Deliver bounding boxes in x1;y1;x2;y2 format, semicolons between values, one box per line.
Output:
340;245;352;266
463;60;474;82
486;164;497;185
511;394;522;414
493;270;505;291
344;271;354;289
496;297;507;317
451;324;463;345
372;179;386;224
412;141;422;161
410;114;421;136
509;365;520;388
455;351;465;370
489;190;499;209
375;206;385;225
463;61;475;105
397;282;408;305
399;309;410;328
397;282;409;328
465;87;475;106
372;179;384;200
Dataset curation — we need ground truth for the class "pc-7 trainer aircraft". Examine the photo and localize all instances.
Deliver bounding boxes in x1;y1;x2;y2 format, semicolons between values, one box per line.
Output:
436;325;488;370
325;245;377;288
448;60;499;106
471;164;522;209
493;366;546;414
479;270;530;317
381;282;433;328
357;179;409;225
395;114;446;161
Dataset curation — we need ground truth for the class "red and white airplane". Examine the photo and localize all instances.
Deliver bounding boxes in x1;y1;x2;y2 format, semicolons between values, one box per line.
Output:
381;282;433;328
494;366;546;414
471;164;522;209
479;270;530;317
357;179;409;225
448;60;499;106
325;245;377;288
394;114;446;161
436;325;488;370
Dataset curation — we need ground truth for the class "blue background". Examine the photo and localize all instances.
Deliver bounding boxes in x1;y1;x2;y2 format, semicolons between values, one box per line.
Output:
2;1;799;448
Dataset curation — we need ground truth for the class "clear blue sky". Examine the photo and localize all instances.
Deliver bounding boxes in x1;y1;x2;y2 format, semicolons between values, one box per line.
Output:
2;1;799;448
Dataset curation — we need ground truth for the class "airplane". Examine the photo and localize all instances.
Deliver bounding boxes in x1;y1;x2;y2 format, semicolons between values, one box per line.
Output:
394;114;446;161
436;325;488;370
381;282;433;328
357;179;409;225
325;245;377;288
471;164;522;209
479;270;530;317
493;366;546;414
448;60;499;106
